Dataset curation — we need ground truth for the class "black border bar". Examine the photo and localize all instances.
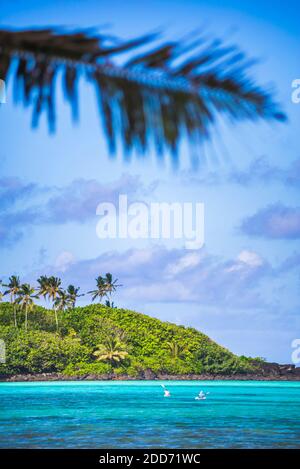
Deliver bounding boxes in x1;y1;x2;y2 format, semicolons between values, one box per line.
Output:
0;449;299;467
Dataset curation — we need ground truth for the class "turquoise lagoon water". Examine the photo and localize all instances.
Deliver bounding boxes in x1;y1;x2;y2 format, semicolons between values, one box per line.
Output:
0;381;299;448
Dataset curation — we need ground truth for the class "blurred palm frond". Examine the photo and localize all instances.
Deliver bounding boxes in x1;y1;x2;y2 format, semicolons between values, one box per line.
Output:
0;27;286;158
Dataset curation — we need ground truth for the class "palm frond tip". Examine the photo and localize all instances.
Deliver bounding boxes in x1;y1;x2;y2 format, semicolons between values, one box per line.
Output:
0;27;286;156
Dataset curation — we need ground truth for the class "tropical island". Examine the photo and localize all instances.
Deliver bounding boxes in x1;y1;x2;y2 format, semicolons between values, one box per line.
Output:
0;275;299;381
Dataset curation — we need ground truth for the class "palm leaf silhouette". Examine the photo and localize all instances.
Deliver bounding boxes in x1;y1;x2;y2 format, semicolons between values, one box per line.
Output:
0;27;285;160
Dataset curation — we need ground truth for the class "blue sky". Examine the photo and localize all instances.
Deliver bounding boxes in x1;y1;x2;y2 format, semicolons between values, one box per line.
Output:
0;0;300;362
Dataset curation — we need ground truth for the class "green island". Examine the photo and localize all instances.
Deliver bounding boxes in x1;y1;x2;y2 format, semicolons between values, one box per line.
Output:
0;301;261;378
0;275;298;381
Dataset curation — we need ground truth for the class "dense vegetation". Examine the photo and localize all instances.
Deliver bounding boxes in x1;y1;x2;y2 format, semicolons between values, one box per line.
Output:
0;302;259;377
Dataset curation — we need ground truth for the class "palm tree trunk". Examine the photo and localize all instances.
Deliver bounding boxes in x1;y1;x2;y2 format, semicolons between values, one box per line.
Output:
11;294;17;327
54;308;59;332
13;304;17;327
25;305;28;332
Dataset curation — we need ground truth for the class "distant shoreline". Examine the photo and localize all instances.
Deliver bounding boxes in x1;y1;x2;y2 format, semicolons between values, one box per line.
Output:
1;372;300;382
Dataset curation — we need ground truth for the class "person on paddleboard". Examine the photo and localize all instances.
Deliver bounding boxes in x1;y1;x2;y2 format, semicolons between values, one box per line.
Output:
161;384;171;397
195;390;209;400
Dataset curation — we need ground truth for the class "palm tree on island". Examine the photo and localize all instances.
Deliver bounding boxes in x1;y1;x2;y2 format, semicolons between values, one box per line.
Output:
37;275;50;301
167;340;186;360
66;285;84;308
103;273;122;298
16;284;39;331
1;273;121;329
88;276;107;303
53;290;72;314
3;275;21;327
46;276;63;331
93;336;128;366
88;274;119;303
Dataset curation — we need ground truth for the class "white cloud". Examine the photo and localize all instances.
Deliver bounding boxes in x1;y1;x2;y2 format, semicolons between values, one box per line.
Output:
226;250;264;272
54;251;75;272
34;245;270;310
165;251;202;277
240;204;300;239
237;250;264;267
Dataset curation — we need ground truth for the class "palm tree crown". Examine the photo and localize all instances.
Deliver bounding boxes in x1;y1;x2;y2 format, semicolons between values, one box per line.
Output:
46;276;63;301
4;275;21;297
66;285;84;308
88;276;107;302
93;337;128;365
167;340;186;359
103;273;121;297
53;290;72;311
88;273;121;303
37;275;50;299
0;27;285;160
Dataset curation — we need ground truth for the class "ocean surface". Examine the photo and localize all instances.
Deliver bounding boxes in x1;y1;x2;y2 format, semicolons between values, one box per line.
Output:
0;380;299;448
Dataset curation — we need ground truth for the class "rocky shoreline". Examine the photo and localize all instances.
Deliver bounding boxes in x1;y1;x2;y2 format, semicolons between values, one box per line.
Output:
1;363;300;382
1;374;300;382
